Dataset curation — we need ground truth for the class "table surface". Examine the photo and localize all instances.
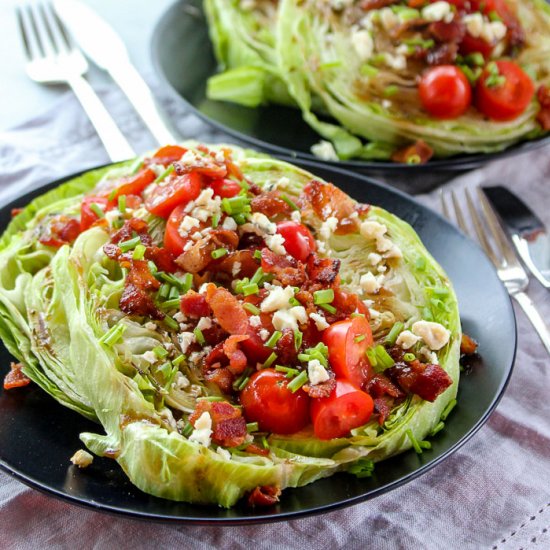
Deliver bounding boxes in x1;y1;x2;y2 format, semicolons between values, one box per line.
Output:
0;0;172;132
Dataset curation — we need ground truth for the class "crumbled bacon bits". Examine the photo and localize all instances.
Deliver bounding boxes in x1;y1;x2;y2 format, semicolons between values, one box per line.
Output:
3;362;31;390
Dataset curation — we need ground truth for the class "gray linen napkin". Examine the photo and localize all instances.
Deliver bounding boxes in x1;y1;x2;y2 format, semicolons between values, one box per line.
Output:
0;86;549;550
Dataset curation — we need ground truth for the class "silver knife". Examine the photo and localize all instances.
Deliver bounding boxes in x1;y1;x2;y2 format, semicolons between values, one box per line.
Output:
53;0;178;146
482;185;550;289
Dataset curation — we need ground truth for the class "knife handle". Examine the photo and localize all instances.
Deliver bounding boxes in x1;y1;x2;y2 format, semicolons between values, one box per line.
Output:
513;292;550;355
110;64;179;146
68;74;135;162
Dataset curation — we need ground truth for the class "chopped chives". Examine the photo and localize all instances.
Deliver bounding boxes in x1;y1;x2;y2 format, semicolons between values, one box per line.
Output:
153;346;168;358
182;273;193;293
168;285;180;300
275;366;300;378
158;283;170;299
154;164;174;183
243;302;260;315
90;202;105;219
403;352;416;362
99;323;126;347
294;329;303;352
108;188;117;201
182;421;193;437
384;322;404;346
250;267;265;286
406;429;423;454
246;422;259;433
265;330;282;348
211;213;220;228
158;361;172;377
262;351;277;369
119;236;141;252
289;296;301;306
373;345;394;372
237;376;250;390
133;244;146;260
163;316;179;331
440;398;457;421
287;370;308;393
351;312;366;319
384;85;399;97
365;347;378;367
193;327;205;346
211;247;228;259
197;395;226;402
148;261;158;274
242;283;259;296
118;194;126;213
313;289;334;305
354;334;366;343
233;369;252;391
319;303;337;314
172;354;185;367
280;194;299;211
260;435;269;449
161;298;181;310
419;440;432;450
253;249;262;260
430;421;445;436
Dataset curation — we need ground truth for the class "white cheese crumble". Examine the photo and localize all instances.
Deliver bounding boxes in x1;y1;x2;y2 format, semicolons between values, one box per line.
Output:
272;306;308;332
174;312;186;324
396;330;421;350
311;140;338;162
261;286;295;313
379;7;399;30
142;350;157;364
222;216;238;231
265;233;287;255
367;252;383;266
184;187;222;223
232;261;242;277
360;219;402;258
307;359;330;386
351;29;374;61
144;322;157;331
422;1;453;23
320;216;339;240
196;317;213;332
173;371;190;390
259;328;270;341
178;331;196;354
291;210;302;223
179;215;200;236
481;20;507;43
411;321;450;350
463;13;484;37
384;53;407;71
360;271;383;294
249;315;262;328
188;412;213;447
70;449;93;468
310;312;330;331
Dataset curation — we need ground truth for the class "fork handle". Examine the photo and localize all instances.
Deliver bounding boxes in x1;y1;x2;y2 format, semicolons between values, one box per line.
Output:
67;74;135;162
513;292;550;355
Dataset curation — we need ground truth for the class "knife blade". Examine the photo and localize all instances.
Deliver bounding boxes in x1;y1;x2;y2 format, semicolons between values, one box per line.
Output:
53;0;178;146
482;185;550;289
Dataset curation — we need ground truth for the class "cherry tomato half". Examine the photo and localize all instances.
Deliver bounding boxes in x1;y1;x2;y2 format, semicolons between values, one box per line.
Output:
145;172;202;218
81;196;110;232
149;145;187;166
475;60;535;121
310;379;374;440
323;315;373;388
419;65;472;119
164;204;189;257
276;221;316;262
240;369;310;435
109;168;156;201
209;178;242;198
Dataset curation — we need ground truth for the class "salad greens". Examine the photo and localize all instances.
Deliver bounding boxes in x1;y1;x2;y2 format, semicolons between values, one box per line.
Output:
0;144;460;507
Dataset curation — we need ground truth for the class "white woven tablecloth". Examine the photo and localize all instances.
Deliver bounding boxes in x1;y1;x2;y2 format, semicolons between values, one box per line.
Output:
0;86;549;550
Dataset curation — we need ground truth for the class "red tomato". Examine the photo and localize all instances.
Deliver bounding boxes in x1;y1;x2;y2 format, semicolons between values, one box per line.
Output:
164;204;189;257
150;145;187;165
145;172;202;218
323;316;373;388
275;221;316;262
81;196;110;232
459;33;494;59
240;369;310;434
310;379;374;440
240;328;272;363
209;178;242;198
419;66;472;119
109;168;156;200
475;60;535;121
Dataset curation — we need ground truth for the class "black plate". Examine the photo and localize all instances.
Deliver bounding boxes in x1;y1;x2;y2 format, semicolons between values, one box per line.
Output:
151;0;550;190
0;159;516;524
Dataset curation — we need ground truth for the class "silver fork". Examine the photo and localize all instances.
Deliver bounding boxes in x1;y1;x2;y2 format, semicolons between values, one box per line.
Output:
441;187;550;355
16;1;134;162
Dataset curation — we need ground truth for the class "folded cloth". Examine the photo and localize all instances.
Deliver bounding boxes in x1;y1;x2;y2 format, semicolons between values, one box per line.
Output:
0;86;549;550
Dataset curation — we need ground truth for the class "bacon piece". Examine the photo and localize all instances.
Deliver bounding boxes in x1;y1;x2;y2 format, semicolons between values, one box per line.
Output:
301;180;358;223
250;192;291;219
39;216;81;248
205;285;249;335
11;207;23;218
180;290;210;318
244;444;270;457
189;400;247;447
274;329;298;366
425;42;459;65
215;249;259;279
3;362;31;390
174;155;227;179
261;248;307;286
103;243;121;260
223;335;250;375
120;283;164;319
145;246;177;273
386;361;452;402
247;485;281;507
332;288;370;319
460;333;478;356
428;20;465;43
360;0;397;10
306;254;340;286
536;85;550;130
373;396;394;425
366;374;404;399
304;372;336;399
126;259;160;291
111;218;152;246
204;367;233;394
391;140;433;164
